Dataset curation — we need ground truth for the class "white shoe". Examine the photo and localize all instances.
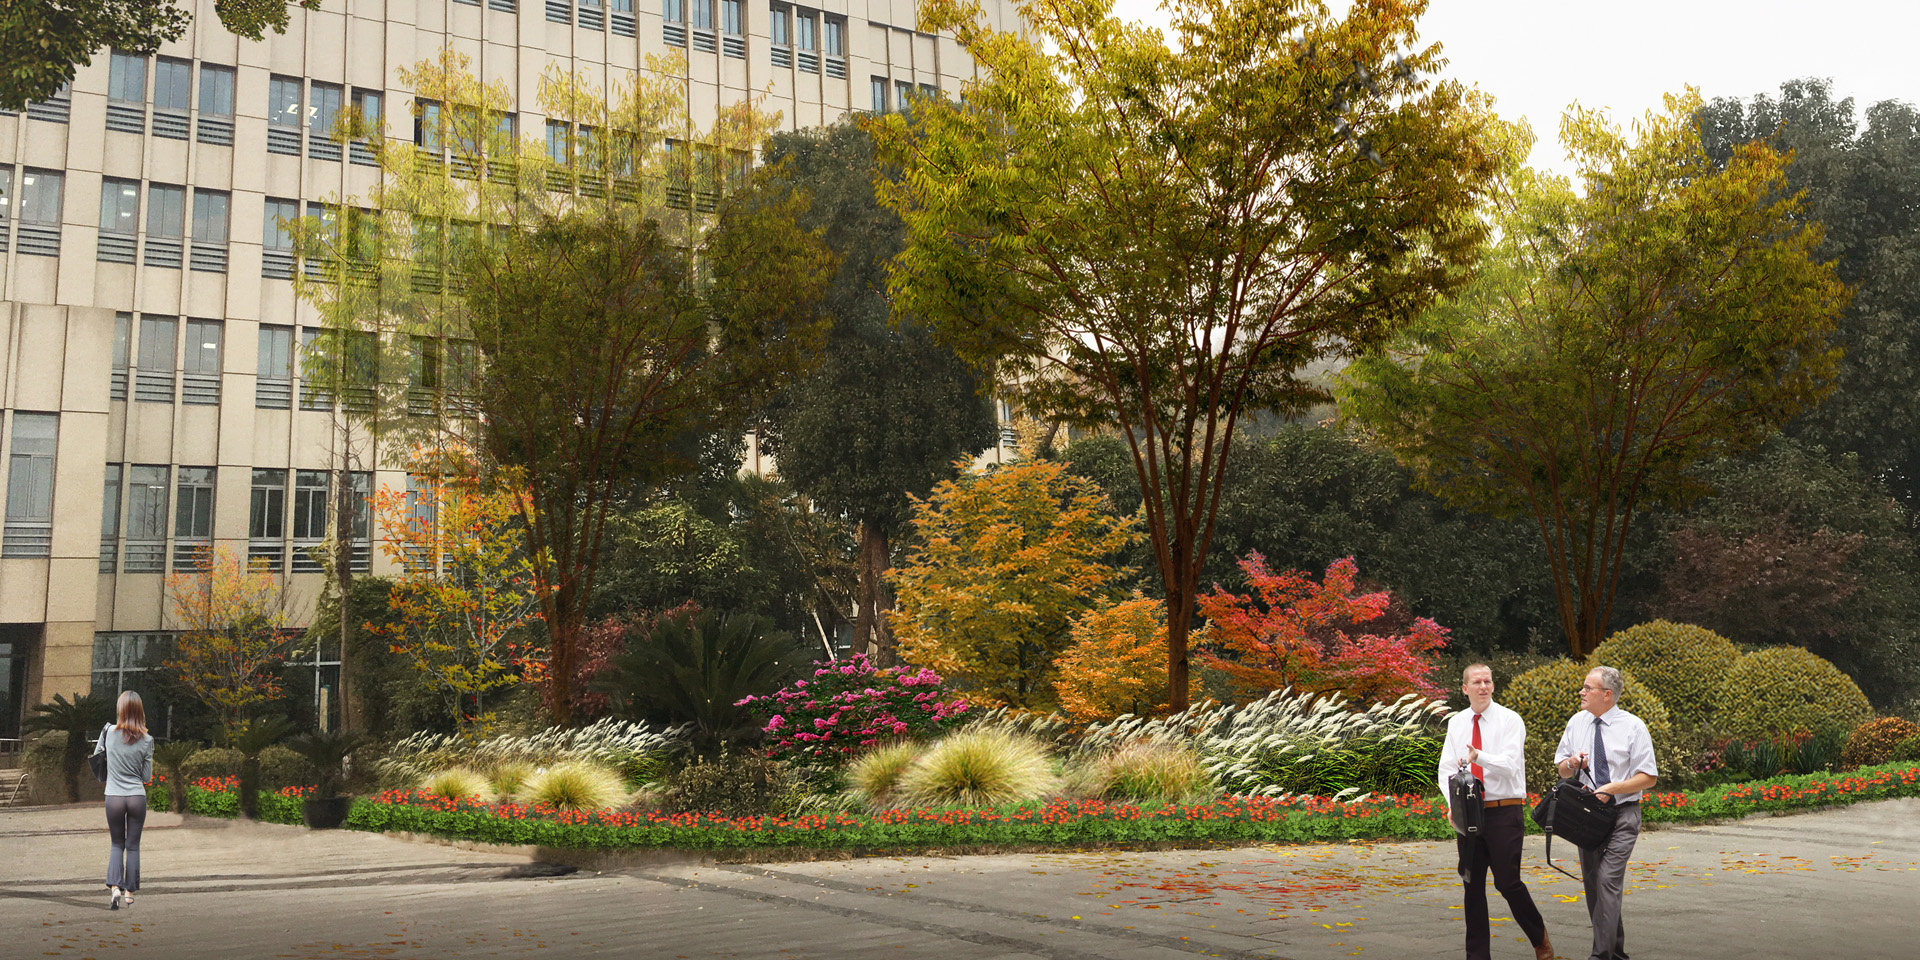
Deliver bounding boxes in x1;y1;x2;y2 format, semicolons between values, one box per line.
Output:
108;887;121;910
121;891;134;909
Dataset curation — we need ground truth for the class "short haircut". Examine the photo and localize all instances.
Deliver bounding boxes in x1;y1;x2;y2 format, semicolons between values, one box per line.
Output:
1589;666;1625;700
1461;663;1493;683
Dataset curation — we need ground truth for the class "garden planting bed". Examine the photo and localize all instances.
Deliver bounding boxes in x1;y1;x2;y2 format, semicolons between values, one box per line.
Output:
147;762;1920;866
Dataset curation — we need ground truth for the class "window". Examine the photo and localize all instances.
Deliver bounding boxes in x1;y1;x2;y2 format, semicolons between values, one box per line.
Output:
173;466;215;569
545;119;570;165
269;77;302;127
263;197;298;279
198;65;235;116
147;184;184;237
98;178;138;264
16;169;62;256
298;328;332;410
347;472;372;573
691;0;713;30
197;64;236;146
0;167;10;242
268;77;302;154
91;634;174;733
111;313;131;401
153;58;191;111
107;52;147;103
256;324;293;408
308;82;344;160
190;189;229;272
351;89;383;146
135;315;176;403
795;11;815;49
415;99;443;152
663;0;684;22
145;183;185;268
722;0;742;33
897;80;913;112
872;77;888;113
123;465;169;573
100;464;122;571
824;17;844;55
3;413;58;558
182;319;222;404
921;83;939;100
291;469;330;573
249;468;287;570
770;3;789;44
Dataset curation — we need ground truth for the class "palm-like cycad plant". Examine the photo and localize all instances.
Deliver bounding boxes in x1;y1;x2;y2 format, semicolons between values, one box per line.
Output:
228;715;298;818
22;693;114;802
593;610;808;749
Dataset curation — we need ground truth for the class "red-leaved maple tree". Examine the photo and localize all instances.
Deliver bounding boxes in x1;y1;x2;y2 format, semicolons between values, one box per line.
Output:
1196;554;1448;705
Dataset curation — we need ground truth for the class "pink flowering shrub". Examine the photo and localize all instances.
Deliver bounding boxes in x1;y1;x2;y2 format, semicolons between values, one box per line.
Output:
737;654;970;768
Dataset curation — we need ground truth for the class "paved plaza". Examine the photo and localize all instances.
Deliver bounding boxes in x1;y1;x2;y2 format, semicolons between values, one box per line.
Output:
2;799;1915;959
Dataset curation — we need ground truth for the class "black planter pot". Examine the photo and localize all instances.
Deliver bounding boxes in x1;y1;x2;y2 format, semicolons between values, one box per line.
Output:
302;795;353;829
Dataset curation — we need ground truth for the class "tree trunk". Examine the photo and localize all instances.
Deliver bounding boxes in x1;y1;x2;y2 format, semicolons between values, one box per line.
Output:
853;521;895;665
546;582;580;727
332;467;356;734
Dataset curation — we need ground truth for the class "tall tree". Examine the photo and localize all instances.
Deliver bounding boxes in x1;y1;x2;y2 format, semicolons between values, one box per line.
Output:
1697;80;1920;506
1340;92;1850;657
871;0;1501;707
1;1;319;110
464;175;835;726
756;120;999;664
161;547;303;728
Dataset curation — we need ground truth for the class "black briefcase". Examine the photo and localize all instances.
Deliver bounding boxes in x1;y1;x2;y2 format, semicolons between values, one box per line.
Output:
1530;776;1619;878
1448;765;1484;837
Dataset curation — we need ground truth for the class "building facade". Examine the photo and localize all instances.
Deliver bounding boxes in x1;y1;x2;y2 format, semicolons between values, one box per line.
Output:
0;0;1014;741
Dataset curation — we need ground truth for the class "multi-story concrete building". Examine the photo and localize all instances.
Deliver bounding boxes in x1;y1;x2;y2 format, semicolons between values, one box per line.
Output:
0;0;1014;743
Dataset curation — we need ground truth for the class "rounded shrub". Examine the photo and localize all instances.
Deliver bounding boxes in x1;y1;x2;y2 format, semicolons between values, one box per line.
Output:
520;761;628;812
180;746;243;782
419;766;492;802
1590;621;1738;729
1840;717;1919;769
1715;647;1872;743
1503;659;1680;791
1078;740;1215;804
1890;734;1920;764
847;742;921;808
896;727;1056;808
655;751;794;817
257;744;318;790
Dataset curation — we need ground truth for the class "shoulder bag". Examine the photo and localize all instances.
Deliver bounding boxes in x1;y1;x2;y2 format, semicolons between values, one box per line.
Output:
1530;773;1619;879
88;725;112;783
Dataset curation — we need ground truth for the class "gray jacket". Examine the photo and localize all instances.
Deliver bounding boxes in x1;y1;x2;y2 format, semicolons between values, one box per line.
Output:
96;724;154;797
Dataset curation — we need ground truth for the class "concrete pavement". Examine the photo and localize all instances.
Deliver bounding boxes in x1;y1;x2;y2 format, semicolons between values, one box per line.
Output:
2;799;1914;959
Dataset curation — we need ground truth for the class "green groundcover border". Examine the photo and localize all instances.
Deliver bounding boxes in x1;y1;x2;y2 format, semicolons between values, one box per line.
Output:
149;763;1920;853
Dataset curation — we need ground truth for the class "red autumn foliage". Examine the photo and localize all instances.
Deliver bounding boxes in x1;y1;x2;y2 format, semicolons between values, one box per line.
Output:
1196;553;1448;704
1647;519;1861;647
551;600;702;719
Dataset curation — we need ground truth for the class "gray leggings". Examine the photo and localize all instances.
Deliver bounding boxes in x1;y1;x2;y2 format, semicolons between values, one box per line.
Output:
105;794;146;892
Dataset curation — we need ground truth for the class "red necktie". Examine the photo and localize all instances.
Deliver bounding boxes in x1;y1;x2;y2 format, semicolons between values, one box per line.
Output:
1470;713;1485;781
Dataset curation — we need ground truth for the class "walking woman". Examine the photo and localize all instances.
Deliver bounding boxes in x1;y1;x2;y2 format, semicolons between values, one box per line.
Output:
100;691;153;910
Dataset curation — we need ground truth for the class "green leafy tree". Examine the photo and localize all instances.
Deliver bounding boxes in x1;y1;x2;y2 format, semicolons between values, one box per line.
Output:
1697;80;1920;506
872;0;1503;708
0;1;319;111
1341;92;1850;658
758;120;999;665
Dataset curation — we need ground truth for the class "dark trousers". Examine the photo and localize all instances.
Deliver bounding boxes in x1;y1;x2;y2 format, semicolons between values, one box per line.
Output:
105;794;146;892
1457;804;1548;959
1577;801;1641;960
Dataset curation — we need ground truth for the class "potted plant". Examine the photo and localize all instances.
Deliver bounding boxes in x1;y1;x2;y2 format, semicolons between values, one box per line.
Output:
285;729;368;829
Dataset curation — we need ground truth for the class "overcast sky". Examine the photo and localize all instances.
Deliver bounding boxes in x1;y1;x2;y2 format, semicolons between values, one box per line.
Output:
1105;0;1919;179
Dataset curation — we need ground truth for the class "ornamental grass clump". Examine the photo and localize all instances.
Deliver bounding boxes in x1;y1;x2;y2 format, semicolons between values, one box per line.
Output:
420;767;492;802
519;761;628;812
1076;740;1216;804
847;742;921;808
375;718;686;789
487;760;535;798
896;728;1056;808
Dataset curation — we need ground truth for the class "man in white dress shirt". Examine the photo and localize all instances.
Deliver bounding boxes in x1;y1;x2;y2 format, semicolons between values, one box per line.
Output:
1440;664;1553;960
1554;665;1659;960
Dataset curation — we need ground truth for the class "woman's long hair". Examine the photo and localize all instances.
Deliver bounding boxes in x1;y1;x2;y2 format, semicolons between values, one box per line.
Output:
115;691;147;744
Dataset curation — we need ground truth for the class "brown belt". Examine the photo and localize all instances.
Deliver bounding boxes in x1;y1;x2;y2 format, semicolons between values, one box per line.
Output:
1484;798;1525;808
